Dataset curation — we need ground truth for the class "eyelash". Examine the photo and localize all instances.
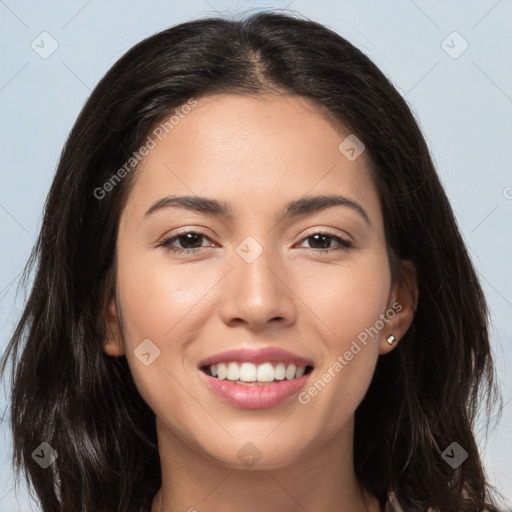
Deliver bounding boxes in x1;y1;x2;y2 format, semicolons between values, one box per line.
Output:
158;228;353;255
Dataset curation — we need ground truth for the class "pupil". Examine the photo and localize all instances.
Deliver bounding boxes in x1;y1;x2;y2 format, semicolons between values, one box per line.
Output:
309;234;329;249
180;233;201;249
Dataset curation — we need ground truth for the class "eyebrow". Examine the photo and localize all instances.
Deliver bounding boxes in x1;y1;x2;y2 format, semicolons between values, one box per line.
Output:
144;194;371;225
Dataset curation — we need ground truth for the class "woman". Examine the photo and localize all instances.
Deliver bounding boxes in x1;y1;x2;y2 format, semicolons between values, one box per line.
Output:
0;10;504;512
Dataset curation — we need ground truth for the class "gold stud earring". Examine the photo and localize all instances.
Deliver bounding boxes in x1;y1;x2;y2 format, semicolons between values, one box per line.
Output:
386;335;397;345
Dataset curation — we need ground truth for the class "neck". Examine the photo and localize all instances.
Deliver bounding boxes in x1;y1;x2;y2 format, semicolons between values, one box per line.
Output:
151;416;380;512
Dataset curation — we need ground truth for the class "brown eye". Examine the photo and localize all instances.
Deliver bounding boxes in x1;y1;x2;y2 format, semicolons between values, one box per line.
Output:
297;232;353;252
158;230;213;254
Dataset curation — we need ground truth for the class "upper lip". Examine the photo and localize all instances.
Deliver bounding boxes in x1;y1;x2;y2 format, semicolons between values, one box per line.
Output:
198;347;314;368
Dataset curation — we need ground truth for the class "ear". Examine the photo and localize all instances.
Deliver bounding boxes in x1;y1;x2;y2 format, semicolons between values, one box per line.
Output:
379;260;418;355
102;294;125;357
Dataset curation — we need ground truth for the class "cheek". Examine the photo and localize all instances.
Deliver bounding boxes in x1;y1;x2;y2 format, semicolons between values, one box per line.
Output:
113;247;225;405
302;249;391;346
116;249;216;343
293;251;390;428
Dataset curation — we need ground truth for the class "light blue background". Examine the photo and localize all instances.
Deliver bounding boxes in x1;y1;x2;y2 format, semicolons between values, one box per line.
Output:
1;1;511;510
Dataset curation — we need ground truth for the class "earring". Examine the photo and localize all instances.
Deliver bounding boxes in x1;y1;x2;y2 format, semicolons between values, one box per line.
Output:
386;335;397;345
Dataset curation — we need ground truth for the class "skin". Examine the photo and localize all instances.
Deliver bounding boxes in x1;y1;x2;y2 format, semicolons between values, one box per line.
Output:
103;93;417;512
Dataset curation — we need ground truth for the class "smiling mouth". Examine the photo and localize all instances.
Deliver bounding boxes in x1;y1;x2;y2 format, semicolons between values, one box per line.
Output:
200;362;314;385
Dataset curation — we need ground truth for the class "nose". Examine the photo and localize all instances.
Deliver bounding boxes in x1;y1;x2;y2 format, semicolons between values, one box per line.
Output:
219;244;297;332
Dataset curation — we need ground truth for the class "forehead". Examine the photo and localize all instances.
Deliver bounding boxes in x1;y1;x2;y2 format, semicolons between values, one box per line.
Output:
124;94;382;227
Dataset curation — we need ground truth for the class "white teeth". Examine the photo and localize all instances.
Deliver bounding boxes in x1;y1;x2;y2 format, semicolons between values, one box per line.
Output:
217;363;227;380
257;362;274;382
285;363;296;380
207;362;307;382
239;362;257;382
274;362;286;380
226;362;240;380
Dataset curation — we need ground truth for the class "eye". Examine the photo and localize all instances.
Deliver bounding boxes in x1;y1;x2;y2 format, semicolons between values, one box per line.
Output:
157;229;353;255
296;231;353;253
158;229;214;254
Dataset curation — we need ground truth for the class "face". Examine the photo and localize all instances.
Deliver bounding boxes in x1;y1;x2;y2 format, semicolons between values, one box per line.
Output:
104;93;415;470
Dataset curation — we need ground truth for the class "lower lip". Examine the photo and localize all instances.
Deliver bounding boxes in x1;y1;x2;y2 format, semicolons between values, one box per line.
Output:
200;371;311;409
